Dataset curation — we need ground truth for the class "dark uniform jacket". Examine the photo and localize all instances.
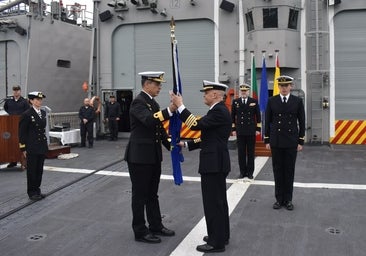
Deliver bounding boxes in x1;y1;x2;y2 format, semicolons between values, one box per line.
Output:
18;108;48;154
231;97;261;135
124;92;171;164
104;101;122;119
183;102;232;174
4;96;30;115
78;105;95;123
264;94;305;148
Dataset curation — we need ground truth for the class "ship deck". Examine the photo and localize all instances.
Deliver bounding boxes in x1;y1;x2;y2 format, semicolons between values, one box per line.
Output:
0;138;365;256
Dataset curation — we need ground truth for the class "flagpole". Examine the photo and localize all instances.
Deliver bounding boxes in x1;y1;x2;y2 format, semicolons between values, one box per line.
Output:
260;51;269;140
169;17;184;185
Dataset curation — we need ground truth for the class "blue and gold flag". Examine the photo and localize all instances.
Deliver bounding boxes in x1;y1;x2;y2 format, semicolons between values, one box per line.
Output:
169;17;184;185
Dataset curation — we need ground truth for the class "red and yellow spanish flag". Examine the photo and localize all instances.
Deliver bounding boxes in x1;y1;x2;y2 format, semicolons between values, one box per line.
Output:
273;52;280;96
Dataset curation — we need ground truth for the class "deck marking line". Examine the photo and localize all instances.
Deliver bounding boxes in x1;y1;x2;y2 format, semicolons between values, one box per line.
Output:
44;165;366;190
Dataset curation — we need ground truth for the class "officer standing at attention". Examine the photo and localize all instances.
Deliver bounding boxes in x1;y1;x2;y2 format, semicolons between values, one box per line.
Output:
18;91;48;201
231;84;261;179
104;95;121;141
172;81;232;253
264;75;305;211
78;98;95;148
4;85;30;168
124;71;177;244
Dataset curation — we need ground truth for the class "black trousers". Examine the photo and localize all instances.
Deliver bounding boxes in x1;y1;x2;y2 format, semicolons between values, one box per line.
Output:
271;147;298;203
128;162;164;238
26;153;45;196
201;172;230;248
108;118;119;139
236;135;256;176
80;121;93;146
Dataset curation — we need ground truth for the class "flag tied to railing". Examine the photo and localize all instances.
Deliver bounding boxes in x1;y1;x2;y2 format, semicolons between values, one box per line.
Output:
169;17;184;185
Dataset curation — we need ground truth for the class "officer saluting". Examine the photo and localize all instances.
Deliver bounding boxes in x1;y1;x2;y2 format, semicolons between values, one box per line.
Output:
231;84;261;179
264;75;305;211
19;91;48;201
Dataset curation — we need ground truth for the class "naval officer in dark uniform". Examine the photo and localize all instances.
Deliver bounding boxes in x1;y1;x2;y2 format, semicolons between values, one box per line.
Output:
78;98;95;148
231;84;261;179
264;75;305;211
124;71;176;244
18;91;48;201
104;95;121;141
172;81;231;253
4;85;30;168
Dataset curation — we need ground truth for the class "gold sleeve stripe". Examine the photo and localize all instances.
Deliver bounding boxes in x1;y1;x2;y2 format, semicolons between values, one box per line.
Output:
19;143;25;149
299;137;305;140
264;136;269;139
257;123;262;127
153;111;164;121
232;123;236;128
184;114;197;128
193;138;201;143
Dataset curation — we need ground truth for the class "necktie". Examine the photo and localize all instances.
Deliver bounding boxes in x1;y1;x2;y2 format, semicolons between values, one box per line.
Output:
37;111;42;119
283;96;287;104
242;98;246;104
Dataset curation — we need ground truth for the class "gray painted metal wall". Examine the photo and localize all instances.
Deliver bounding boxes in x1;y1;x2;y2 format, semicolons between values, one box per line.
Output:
0;15;92;112
0;41;20;97
94;0;238;116
305;0;330;143
111;19;215;115
334;10;366;120
93;0;366;142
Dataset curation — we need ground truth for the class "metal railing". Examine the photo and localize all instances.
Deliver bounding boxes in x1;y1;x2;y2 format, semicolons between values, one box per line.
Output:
48;112;79;130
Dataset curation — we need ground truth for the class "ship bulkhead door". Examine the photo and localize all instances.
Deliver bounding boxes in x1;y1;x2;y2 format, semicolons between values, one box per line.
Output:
116;90;132;132
0;41;21;97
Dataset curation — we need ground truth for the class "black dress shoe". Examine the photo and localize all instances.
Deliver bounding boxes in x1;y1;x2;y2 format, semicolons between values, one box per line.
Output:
150;227;175;236
40;193;46;199
135;233;161;243
285;201;294;211
29;195;43;201
7;162;17;168
237;174;245;179
203;235;229;245
247;175;254;179
273;201;282;209
196;244;225;253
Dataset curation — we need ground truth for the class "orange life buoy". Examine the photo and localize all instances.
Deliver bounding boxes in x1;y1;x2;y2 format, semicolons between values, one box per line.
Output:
225;88;236;112
90;96;101;114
